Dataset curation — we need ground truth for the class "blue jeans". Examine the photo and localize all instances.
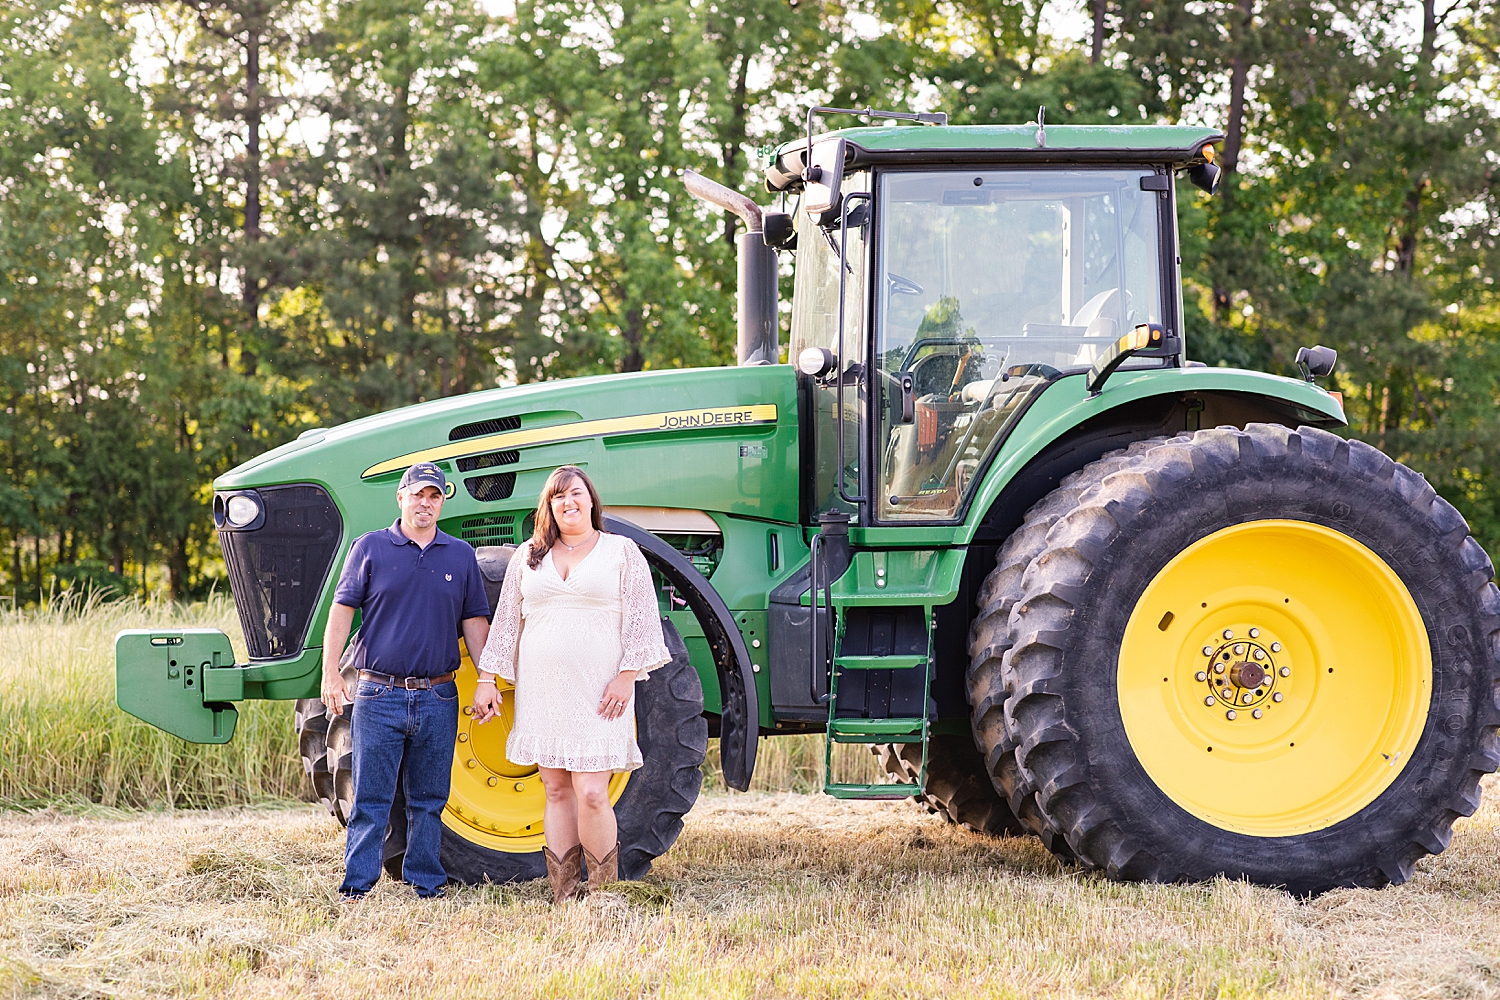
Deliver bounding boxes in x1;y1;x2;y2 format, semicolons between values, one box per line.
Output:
340;678;459;897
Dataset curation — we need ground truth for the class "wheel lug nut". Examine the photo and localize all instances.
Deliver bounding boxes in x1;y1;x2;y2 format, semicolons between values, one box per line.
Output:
1271;642;1282;653
1279;666;1290;677
1242;692;1254;704
1252;708;1263;719
1234;644;1246;655
1253;649;1266;661
1226;710;1237;720
1272;692;1284;702
1248;628;1260;638
1196;671;1207;682
1204;696;1215;706
1202;646;1213;656
1223;629;1233;639
1214;663;1225;674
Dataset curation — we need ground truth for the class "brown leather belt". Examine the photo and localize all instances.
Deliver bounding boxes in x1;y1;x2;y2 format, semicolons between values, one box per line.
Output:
359;669;456;690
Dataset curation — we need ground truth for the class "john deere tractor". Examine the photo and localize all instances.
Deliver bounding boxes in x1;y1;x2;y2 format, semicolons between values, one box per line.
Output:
117;108;1500;894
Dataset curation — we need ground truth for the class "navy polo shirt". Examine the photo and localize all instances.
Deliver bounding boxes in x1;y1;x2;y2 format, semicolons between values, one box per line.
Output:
332;520;490;677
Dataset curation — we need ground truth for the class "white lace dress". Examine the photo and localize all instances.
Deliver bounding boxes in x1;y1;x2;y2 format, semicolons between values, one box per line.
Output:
477;532;670;773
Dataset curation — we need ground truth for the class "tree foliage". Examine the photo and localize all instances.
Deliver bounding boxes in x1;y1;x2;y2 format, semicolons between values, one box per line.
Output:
3;0;1498;600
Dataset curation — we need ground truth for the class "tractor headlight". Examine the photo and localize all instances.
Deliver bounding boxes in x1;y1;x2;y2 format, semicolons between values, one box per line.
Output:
797;347;837;379
225;494;262;528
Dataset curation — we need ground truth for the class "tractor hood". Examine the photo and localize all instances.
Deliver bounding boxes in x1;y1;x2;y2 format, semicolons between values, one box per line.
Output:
211;364;799;659
215;364;801;533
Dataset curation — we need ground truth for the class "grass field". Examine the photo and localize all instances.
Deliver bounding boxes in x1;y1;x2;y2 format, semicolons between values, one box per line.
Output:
0;595;306;808
2;781;1498;999
5;599;1500;998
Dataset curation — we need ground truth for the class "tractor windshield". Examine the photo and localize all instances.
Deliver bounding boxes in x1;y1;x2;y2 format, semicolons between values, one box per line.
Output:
875;168;1168;521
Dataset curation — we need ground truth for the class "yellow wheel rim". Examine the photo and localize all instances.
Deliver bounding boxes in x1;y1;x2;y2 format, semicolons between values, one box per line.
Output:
1118;520;1431;837
442;645;629;853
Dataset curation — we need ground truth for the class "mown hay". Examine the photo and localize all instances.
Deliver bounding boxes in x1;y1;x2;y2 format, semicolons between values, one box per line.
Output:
1;782;1497;999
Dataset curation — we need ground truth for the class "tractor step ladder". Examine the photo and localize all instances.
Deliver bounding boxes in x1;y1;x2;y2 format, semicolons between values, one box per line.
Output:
823;624;934;800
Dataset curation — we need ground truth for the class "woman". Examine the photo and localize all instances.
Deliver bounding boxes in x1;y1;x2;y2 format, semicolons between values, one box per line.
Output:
473;465;670;903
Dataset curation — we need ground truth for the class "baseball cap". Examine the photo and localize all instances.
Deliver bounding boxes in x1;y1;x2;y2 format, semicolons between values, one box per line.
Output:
399;462;448;493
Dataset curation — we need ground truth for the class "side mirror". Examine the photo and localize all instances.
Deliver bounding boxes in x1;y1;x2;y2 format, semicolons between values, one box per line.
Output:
1188;161;1221;195
1295;345;1337;381
763;212;796;249
801;138;847;226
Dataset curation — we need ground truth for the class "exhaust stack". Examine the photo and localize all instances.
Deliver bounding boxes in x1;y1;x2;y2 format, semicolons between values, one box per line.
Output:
682;170;779;365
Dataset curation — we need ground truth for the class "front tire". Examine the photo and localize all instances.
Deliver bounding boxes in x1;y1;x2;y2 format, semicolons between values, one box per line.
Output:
996;424;1500;893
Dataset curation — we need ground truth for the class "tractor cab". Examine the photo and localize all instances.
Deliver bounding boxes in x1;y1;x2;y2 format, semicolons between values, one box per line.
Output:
679;112;1230;797
751;113;1221;529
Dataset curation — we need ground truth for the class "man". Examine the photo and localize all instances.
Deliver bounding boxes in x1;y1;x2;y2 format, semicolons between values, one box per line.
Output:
321;462;491;900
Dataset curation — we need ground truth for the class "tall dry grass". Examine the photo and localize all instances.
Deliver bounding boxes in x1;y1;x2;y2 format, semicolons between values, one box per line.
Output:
0;594;880;808
0;593;304;808
703;735;885;792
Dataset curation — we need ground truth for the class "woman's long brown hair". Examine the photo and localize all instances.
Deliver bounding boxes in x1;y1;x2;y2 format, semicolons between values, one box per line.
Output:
526;465;605;569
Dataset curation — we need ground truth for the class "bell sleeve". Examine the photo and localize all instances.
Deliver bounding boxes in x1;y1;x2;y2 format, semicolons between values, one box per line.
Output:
476;543;529;684
618;538;671;679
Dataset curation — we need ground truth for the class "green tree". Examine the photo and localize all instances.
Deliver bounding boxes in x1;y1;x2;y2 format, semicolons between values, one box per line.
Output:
2;1;168;595
1117;0;1500;552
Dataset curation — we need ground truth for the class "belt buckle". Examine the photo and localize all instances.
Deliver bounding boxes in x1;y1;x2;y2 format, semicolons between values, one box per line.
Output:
402;676;422;691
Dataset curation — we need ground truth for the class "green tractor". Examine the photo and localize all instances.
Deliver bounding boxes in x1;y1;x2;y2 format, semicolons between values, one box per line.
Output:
116;109;1500;895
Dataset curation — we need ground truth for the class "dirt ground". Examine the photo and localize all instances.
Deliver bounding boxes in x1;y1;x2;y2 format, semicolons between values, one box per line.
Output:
2;781;1499;999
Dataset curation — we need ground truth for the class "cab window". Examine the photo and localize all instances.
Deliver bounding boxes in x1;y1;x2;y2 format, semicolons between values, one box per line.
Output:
875;168;1167;521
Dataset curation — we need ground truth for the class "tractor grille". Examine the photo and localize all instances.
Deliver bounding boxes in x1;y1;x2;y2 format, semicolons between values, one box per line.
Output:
219;484;342;660
456;449;519;473
465;472;516;502
456;514;519;545
450;415;520;441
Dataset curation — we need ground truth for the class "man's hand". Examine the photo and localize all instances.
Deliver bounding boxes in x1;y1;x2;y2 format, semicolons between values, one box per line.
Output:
321;667;352;717
321;603;358;718
473;679;502;724
598;670;639;721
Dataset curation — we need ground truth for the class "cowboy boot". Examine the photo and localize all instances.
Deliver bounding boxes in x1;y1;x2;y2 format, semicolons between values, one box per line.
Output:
544;844;585;904
583;843;619;893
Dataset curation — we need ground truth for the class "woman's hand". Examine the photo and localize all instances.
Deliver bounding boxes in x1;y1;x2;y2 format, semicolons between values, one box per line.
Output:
598;670;639;720
473;677;502;724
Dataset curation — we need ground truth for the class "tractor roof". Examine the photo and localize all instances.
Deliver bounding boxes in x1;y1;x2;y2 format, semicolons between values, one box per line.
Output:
765;123;1224;192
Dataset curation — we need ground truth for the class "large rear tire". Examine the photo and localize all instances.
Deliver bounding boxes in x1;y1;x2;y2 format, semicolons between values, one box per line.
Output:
994;424;1500;893
874;736;1025;836
966;436;1171;862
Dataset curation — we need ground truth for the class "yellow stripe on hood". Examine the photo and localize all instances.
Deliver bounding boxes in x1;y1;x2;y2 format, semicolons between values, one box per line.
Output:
362;404;779;479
